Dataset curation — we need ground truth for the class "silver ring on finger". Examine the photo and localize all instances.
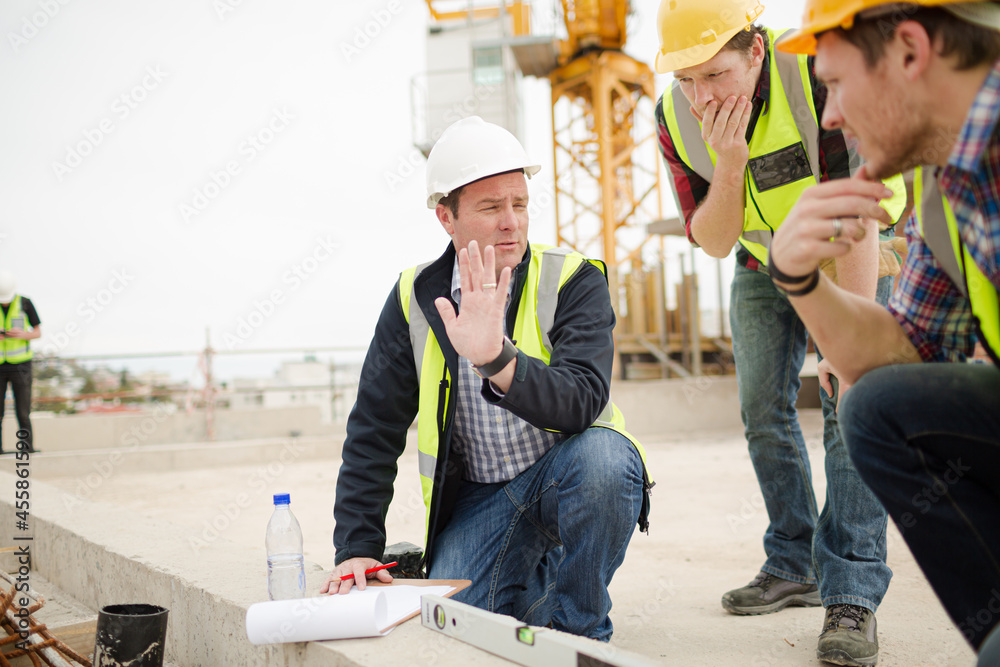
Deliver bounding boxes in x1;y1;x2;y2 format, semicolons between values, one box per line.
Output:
482;283;497;290
831;217;843;240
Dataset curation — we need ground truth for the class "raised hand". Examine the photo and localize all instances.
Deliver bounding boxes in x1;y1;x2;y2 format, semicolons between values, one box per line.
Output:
434;241;512;367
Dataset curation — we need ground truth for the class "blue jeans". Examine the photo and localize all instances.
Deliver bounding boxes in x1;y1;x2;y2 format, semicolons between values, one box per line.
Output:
427;427;644;641
729;265;892;611
840;363;1000;650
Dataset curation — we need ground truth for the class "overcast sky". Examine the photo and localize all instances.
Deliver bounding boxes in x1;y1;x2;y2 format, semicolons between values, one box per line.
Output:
1;0;806;382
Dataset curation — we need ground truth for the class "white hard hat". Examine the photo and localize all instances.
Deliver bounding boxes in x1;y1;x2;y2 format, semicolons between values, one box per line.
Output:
425;116;541;209
0;272;15;303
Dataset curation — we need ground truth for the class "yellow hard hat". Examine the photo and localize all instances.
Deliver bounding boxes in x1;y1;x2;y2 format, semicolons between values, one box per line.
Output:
654;0;765;73
777;0;974;55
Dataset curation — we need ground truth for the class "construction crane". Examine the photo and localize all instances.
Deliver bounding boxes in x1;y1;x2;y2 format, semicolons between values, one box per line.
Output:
420;2;721;378
546;1;664;361
424;0;532;34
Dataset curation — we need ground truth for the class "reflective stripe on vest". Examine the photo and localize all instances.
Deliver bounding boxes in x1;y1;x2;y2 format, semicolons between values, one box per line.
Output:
397;245;652;541
667;32;819;186
914;166;1000;362
3;296;32;364
662;27;907;263
397;261;448;498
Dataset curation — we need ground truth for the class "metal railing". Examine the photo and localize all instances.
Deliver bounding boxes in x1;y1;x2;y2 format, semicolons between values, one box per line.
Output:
28;343;368;440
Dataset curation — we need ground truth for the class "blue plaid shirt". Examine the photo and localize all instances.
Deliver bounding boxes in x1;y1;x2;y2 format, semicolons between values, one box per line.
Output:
448;259;565;483
887;59;1000;362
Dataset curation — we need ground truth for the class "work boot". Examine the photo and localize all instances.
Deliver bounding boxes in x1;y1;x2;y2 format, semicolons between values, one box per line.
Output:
817;604;879;666
721;570;821;615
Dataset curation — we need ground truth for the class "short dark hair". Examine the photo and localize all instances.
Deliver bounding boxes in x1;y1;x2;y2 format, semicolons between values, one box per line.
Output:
438;187;463;219
832;7;1000;71
721;23;767;59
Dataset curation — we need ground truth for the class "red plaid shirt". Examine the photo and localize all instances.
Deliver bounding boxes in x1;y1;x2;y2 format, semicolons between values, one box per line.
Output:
655;42;852;272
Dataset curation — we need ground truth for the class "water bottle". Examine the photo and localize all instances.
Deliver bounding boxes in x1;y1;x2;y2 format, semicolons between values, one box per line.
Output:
265;493;306;600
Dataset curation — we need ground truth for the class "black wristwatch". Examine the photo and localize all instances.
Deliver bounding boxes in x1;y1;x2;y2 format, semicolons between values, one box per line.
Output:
471;337;518;379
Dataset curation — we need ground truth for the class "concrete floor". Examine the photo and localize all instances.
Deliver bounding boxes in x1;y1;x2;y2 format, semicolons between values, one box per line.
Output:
29;411;977;666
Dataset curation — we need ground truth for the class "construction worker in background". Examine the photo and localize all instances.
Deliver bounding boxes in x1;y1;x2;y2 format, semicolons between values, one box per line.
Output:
320;116;652;641
654;0;907;664
770;2;1000;663
0;271;41;455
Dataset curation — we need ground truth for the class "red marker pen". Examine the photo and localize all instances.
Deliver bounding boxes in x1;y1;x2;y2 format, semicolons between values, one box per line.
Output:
339;561;397;581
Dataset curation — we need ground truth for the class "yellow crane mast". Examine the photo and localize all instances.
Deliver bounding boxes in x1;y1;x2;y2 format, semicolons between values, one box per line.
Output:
423;1;695;377
549;1;663;340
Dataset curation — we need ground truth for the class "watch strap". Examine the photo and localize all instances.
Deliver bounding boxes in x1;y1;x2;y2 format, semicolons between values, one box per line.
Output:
472;337;517;379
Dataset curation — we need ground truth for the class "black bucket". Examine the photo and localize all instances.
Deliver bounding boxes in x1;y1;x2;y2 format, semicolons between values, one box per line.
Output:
93;604;169;667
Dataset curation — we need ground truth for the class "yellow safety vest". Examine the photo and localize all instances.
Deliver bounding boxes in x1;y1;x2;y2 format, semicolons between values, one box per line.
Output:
2;296;33;364
397;245;652;542
914;166;1000;363
662;27;907;264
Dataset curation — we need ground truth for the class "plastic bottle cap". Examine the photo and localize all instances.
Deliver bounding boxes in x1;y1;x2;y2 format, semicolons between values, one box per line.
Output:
273;493;290;505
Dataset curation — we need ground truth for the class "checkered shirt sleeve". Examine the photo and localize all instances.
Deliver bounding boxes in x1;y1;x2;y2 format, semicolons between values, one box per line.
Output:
887;60;1000;362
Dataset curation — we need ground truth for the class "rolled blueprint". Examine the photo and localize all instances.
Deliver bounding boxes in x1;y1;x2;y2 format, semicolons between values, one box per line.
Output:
246;590;388;644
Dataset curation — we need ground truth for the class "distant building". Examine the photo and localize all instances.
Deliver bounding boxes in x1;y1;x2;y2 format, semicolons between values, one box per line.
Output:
231;357;335;423
89;366;119;393
331;362;362;424
412;10;524;155
135;370;173;388
36;375;85;399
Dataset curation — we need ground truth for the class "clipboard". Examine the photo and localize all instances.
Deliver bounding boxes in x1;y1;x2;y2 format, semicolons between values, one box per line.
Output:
368;579;470;631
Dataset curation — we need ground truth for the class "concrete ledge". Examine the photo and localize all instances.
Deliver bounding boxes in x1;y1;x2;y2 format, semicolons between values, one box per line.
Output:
611;376;743;438
0;471;520;666
611;374;828;439
2;405;338;453
0;434;346;482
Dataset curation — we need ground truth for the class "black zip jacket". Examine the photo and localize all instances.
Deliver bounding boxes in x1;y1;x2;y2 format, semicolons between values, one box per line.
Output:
333;242;625;569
